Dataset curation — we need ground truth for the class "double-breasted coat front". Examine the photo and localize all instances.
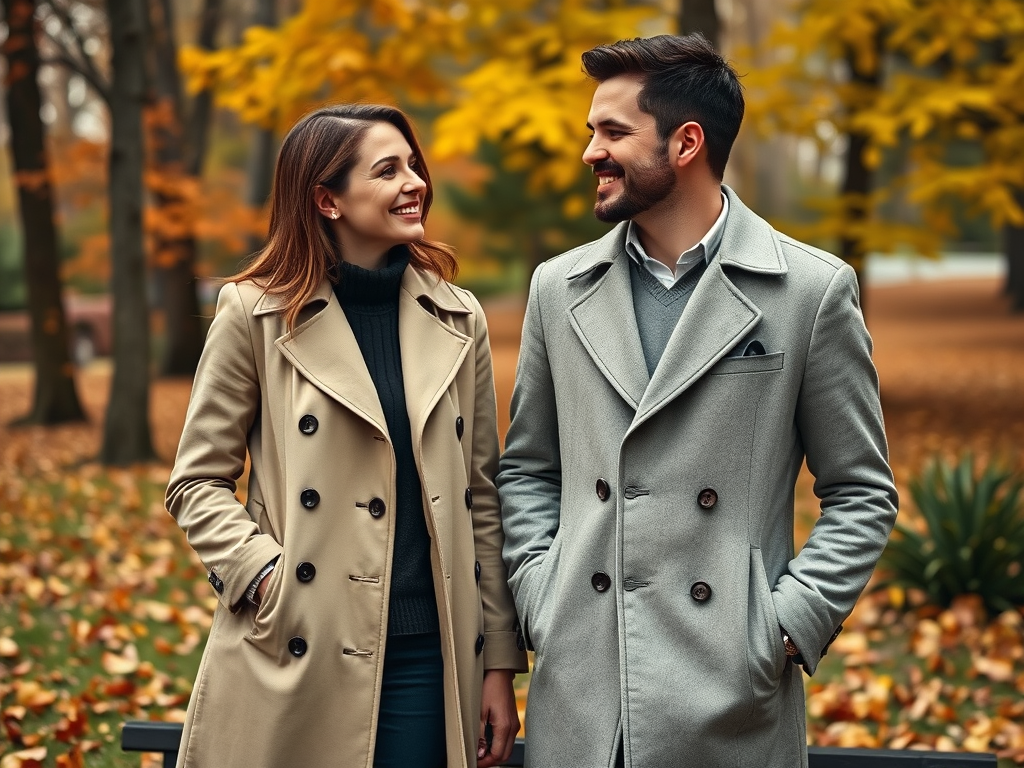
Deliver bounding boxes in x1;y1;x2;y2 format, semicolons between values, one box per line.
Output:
166;266;526;768
498;187;898;768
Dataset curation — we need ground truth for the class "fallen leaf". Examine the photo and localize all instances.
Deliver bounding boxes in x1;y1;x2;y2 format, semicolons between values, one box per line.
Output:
100;644;139;676
0;746;47;768
0;638;19;658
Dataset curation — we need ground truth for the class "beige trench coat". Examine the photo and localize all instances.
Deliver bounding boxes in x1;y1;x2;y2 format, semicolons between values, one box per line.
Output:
166;266;526;768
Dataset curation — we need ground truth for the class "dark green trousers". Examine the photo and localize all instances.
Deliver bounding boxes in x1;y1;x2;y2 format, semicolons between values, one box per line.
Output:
373;632;446;768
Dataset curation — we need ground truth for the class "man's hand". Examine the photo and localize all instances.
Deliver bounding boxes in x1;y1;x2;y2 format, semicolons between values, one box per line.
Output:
477;669;519;767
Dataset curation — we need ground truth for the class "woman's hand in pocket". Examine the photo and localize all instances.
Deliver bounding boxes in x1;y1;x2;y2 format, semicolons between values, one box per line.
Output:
255;570;273;605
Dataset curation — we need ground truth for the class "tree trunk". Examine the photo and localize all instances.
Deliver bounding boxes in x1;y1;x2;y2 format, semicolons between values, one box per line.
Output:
245;0;276;256
678;0;720;49
100;0;156;464
1005;189;1024;312
147;0;220;377
839;42;883;316
2;0;85;425
184;0;221;179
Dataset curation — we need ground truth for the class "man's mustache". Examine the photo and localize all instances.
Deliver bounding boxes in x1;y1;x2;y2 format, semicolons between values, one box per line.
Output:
593;159;625;177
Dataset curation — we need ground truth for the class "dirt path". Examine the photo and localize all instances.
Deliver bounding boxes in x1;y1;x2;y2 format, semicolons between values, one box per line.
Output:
2;277;1022;501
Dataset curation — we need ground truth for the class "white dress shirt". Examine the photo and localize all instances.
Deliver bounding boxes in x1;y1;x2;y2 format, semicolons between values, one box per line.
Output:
625;191;729;289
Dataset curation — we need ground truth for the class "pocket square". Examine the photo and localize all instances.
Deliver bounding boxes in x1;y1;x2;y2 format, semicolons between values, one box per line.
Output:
740;339;766;357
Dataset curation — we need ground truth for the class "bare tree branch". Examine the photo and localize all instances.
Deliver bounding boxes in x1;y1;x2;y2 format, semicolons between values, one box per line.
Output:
39;51;111;104
39;0;110;104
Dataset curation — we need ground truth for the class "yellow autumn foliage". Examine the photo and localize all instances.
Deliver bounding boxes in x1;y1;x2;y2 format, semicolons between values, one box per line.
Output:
742;0;1024;255
180;0;664;210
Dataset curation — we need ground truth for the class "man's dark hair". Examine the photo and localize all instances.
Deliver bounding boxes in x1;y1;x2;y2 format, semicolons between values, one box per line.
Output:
582;34;744;180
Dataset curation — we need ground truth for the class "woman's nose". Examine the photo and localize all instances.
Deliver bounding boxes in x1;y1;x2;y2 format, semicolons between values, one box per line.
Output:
404;172;426;192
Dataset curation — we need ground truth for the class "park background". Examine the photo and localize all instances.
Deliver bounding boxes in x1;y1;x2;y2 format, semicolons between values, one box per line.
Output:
1;0;1024;765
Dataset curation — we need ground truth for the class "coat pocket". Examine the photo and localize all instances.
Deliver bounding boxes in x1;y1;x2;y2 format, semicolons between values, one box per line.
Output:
245;554;286;652
711;352;784;375
525;533;564;654
746;547;786;708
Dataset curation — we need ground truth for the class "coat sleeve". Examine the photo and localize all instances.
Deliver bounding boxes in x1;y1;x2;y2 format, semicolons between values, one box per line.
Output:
496;263;563;648
466;291;529;672
165;283;284;612
775;264;899;674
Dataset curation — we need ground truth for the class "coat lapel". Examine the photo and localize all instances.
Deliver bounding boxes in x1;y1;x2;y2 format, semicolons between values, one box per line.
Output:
566;224;650;410
272;281;389;434
629;186;788;431
398;268;472;446
631;262;761;430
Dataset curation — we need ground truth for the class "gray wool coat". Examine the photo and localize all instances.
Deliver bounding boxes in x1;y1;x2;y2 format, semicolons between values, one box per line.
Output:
497;186;899;768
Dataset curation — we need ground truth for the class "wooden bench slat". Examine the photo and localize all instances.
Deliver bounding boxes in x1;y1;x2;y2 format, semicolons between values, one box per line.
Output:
120;721;998;766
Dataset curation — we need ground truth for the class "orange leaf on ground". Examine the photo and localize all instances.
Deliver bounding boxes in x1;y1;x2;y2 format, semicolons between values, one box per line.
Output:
14;682;57;711
0;746;47;768
54;746;85;768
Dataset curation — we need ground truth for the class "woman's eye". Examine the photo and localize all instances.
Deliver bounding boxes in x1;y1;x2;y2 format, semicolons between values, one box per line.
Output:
381;165;397;178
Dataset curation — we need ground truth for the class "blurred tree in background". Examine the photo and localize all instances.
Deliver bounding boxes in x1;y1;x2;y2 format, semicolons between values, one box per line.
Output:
3;0;1024;463
1;0;84;424
743;0;1024;309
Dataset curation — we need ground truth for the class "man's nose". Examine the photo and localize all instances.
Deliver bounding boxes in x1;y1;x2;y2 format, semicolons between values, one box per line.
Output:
582;136;607;166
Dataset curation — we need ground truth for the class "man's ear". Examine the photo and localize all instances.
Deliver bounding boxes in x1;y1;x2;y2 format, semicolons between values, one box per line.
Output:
670;121;705;170
313;185;340;220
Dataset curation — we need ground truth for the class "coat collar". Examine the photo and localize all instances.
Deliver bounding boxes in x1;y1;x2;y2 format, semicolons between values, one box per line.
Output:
259;263;472;438
252;262;473;317
564;186;782;422
563;185;788;280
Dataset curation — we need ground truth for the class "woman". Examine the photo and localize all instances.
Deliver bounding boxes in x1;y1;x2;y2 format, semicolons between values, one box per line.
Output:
166;104;527;768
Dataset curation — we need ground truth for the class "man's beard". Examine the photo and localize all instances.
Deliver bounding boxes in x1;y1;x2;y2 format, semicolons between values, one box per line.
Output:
593;154;675;223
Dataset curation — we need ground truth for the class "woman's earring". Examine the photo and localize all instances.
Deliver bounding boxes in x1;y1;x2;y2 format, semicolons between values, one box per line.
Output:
331;210;339;220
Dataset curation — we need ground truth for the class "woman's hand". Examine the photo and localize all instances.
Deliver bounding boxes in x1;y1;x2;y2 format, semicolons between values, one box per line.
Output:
255;570;273;604
477;669;519;767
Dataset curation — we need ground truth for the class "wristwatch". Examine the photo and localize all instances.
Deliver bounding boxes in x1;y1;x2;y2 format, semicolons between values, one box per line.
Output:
781;629;804;665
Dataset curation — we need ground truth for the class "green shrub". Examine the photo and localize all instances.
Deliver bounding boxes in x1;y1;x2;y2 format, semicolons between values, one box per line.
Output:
878;454;1024;614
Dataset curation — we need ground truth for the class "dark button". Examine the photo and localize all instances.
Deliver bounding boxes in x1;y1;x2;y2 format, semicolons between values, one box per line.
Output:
368;498;386;518
591;572;611;593
455;416;465;440
595;478;610;501
300;488;320;509
698;488;718;509
287;637;307;657
475;560;481;583
465;488;473;510
475;634;485;655
208;571;223;594
690;581;712;602
298;414;318;435
296;562;316;583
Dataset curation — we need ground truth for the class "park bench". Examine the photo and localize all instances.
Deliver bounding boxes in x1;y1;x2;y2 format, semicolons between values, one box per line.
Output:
121;720;998;767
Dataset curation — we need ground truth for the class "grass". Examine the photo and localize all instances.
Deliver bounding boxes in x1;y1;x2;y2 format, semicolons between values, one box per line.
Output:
2;464;1023;766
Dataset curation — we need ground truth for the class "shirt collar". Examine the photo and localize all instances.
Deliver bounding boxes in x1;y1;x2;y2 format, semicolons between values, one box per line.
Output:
625;191;729;274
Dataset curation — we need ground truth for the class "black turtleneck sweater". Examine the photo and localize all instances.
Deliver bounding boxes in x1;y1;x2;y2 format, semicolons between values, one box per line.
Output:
333;247;439;636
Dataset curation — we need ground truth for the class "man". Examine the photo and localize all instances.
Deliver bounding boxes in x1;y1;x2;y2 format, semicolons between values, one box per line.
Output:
497;34;898;768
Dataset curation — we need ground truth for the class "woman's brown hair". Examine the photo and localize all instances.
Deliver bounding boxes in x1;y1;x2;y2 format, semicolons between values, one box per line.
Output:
230;104;458;328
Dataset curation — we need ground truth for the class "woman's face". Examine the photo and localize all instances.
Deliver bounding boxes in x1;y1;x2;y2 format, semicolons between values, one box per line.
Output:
330;122;427;267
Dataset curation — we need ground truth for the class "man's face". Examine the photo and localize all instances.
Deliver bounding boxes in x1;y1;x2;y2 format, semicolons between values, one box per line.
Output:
583;74;675;223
